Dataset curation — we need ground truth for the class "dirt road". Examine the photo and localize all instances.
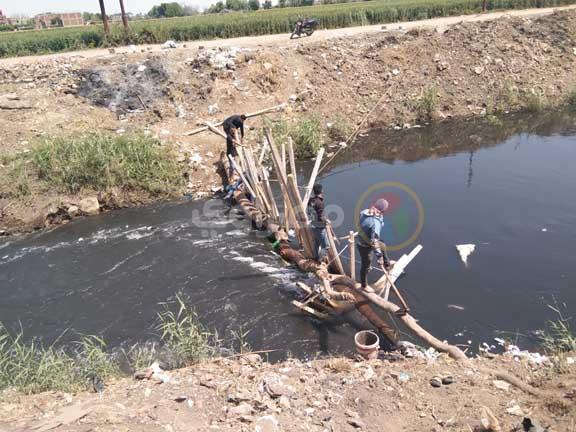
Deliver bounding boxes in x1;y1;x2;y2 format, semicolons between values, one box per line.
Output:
1;4;576;66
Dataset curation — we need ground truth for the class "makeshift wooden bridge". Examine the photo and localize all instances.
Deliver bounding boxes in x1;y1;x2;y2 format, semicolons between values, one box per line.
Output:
196;115;466;361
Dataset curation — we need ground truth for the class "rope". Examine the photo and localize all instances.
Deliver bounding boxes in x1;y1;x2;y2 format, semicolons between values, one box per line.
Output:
318;89;391;175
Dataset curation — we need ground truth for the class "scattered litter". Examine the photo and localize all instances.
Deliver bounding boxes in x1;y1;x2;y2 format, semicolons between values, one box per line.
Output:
522;417;546;432
456;244;475;267
397;372;410;383
504;345;549;365
541;228;547;232
208;104;219;115
162;40;178;49
137;65;147;72
447;304;466;311
134;362;170;384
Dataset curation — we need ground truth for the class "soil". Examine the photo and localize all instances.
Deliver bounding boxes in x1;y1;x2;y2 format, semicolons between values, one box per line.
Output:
1;8;576;235
1;353;574;432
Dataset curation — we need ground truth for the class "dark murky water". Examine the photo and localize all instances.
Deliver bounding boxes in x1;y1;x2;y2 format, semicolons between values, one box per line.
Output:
1;112;575;357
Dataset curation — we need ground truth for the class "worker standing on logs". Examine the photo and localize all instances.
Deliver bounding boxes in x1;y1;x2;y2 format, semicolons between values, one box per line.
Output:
222;114;247;157
307;183;328;263
358;199;393;289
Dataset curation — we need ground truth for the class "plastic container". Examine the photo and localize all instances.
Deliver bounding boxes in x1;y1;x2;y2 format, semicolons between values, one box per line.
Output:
354;330;380;360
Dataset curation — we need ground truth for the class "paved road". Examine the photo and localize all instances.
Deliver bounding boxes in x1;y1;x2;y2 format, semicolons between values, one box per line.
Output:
1;4;575;66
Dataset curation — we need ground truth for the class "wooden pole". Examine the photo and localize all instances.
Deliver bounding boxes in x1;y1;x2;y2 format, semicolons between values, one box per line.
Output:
349;231;356;280
119;0;129;32
303;148;325;207
99;0;110;36
325;225;346;275
185;105;286;136
228;175;466;360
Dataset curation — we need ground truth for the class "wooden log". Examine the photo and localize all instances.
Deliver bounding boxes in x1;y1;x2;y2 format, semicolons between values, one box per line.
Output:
227;147;466;361
303;148;325;207
349;231;356;280
325;225;346;275
185;104;286;136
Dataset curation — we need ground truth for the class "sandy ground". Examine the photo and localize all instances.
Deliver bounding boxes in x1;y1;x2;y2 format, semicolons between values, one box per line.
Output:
0;353;574;432
1;5;576;67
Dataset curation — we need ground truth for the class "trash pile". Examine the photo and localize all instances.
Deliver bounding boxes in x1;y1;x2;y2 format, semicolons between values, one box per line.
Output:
195;47;245;70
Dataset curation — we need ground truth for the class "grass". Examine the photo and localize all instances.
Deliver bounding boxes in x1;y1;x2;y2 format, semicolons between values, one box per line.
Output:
522;87;546;113
0;295;221;395
30;133;184;195
265;115;324;158
1;0;575;58
155;294;215;367
411;85;438;121
540;302;576;373
566;87;576;111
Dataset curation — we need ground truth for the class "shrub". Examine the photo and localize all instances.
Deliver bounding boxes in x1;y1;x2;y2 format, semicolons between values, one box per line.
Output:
291;114;323;158
327;114;352;142
411;85;438;121
31;133;184;195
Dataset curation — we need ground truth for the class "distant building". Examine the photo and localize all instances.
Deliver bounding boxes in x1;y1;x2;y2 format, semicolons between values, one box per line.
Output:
110;12;133;23
34;12;84;30
0;9;11;25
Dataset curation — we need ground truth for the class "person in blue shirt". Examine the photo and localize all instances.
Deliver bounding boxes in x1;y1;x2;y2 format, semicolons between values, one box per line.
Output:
357;198;392;288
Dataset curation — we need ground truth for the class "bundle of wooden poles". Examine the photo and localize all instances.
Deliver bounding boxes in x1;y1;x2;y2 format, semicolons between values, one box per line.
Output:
199;114;466;361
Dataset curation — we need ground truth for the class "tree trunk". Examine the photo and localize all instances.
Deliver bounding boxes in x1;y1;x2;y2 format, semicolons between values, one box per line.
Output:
99;0;109;36
119;0;129;31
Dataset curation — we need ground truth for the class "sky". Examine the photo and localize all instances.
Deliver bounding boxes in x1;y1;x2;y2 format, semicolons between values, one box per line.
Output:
0;0;216;16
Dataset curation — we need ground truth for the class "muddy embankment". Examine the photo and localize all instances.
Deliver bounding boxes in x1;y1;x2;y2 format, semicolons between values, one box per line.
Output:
1;352;575;432
1;10;576;235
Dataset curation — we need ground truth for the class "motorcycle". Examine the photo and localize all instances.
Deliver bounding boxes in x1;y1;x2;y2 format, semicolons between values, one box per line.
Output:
290;18;318;39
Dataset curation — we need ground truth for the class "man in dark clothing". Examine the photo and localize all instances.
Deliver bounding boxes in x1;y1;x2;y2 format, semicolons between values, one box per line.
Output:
357;198;393;289
307;183;328;262
222;114;246;158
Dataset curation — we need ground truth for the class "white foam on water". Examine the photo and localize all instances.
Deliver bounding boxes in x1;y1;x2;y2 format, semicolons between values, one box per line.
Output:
226;229;247;237
232;256;254;263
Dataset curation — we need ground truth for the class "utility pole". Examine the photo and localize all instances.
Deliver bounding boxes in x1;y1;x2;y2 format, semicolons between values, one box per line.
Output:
119;0;129;32
98;0;109;36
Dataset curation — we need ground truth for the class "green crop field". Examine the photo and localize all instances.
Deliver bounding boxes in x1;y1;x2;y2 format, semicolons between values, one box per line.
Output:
0;0;573;58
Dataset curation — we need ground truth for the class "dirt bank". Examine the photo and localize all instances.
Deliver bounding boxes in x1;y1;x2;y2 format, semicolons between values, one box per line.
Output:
1;352;574;432
1;9;575;235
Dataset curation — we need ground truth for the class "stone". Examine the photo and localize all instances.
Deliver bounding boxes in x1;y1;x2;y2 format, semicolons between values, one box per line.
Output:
227;402;253;417
347;418;366;429
265;377;295;398
506;404;525;417
255;415;280;432
78;197;100;215
430;377;442;388
67;205;80;217
441;375;455;385
474;66;484;75
492;380;511;391
263;62;273;71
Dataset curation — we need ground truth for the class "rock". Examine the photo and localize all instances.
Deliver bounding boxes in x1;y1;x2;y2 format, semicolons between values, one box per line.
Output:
264;377;295;398
278;395;290;408
208;104;219;115
492;380;511;391
227;402;253;417
78;197;100;215
441;375;455;385
506;404;525;417
474;66;484;75
430;377;442;388
347;418;366;429
437;61;449;71
255;415;280;432
480;406;501;432
263;62;273;71
162;40;178;49
392;68;400;76
522;417;546;432
67;205;80;217
240;353;262;365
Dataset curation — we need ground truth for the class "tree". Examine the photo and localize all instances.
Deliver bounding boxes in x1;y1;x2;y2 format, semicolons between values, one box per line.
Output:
263;0;272;8
182;5;199;15
206;1;225;13
278;0;287;7
248;0;260;10
225;0;249;10
148;2;185;18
